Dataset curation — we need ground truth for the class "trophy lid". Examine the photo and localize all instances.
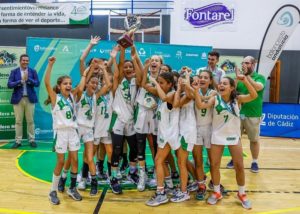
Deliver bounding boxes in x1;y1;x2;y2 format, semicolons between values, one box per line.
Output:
124;15;141;31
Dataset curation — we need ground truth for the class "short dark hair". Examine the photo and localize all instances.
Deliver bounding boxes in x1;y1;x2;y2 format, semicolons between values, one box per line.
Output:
208;51;220;59
20;54;29;61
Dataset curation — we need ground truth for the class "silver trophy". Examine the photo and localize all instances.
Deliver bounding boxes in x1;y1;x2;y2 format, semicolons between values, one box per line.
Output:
117;15;141;48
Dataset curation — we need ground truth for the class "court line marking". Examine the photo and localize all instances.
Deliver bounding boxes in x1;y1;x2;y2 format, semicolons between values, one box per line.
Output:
257;206;300;214
94;187;108;214
0;208;41;214
15;151;51;185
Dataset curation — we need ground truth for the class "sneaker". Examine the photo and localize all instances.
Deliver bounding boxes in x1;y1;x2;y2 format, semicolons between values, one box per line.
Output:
120;162;129;173
207;192;223;205
147;178;157;188
187;181;198;192
137;170;147;192
128;171;139;185
195;184;206;200
146;191;169;206
58;177;67;193
49;191;60;205
90;180;98;196
97;171;108;180
171;171;179;180
165;186;177;196
250;162;259;173
208;180;227;195
77;180;86;190
67;188;82;201
110;177;122;194
29;141;37;148
11;142;21;149
170;191;190;203
226;159;234;169
237;193;252;209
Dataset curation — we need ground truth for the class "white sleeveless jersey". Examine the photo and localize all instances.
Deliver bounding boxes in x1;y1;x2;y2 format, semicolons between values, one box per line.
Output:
211;95;241;145
179;100;197;144
157;98;179;145
52;94;77;130
135;87;158;109
76;92;97;128
112;78;137;123
195;89;214;126
94;92;113;138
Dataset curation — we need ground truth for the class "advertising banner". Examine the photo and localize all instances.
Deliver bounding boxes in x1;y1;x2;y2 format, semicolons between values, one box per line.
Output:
0;46;26;140
257;5;300;78
181;0;236;31
260;103;300;138
27;37;212;140
0;3;90;25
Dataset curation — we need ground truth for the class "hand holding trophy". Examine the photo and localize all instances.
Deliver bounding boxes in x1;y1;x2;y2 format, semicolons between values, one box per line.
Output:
117;15;141;48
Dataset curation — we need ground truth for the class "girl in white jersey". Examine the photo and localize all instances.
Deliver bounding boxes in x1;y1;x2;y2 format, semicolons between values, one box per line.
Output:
45;56;87;205
195;75;257;209
185;70;217;200
109;46;141;194
145;72;191;206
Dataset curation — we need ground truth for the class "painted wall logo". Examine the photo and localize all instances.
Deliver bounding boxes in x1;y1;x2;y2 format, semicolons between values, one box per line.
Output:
184;3;234;28
0;50;17;68
277;11;293;27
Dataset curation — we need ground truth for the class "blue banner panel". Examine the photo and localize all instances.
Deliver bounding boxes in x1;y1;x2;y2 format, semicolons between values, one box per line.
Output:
260;103;300;138
27;37;212;140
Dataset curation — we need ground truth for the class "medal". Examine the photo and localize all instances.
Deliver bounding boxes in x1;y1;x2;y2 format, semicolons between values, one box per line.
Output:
104;113;109;119
87;114;93;120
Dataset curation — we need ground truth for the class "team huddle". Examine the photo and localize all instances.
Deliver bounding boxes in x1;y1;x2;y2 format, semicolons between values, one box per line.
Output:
46;36;266;210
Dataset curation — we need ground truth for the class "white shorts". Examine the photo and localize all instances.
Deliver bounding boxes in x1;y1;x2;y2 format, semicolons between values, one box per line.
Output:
94;135;112;145
196;124;212;149
179;136;194;152
134;105;157;135
110;114;135;136
78;126;94;143
157;135;180;151
54;128;80;154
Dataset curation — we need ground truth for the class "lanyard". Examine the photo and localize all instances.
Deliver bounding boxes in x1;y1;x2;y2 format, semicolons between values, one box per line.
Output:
84;91;94;114
199;88;211;97
58;94;74;115
218;95;237;117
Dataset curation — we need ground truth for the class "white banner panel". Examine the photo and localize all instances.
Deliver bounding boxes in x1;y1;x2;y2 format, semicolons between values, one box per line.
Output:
180;0;236;31
0;3;90;25
257;5;300;78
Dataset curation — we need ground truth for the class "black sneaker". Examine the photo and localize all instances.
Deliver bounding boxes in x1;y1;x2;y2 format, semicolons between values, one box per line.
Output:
30;141;37;148
171;171;180;180
67;188;82;201
11;142;21;149
58;177;67;193
110;177;122;194
49;190;60;205
128;171;139;185
90;180;98;196
97;171;108;180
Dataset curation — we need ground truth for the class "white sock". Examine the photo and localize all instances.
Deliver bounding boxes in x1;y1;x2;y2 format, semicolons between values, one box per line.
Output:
238;185;246;195
50;174;60;192
61;169;68;179
213;184;220;193
252;159;258;163
165;176;174;189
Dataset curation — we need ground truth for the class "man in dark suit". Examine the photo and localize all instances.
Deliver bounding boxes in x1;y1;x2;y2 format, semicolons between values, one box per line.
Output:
7;54;40;148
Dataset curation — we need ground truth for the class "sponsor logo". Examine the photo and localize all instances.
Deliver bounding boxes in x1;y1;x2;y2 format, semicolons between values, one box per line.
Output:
33;45;56;52
277;11;293;27
0;50;17;67
184;3;235;28
62;45;69;52
266;31;289;61
176;50;182;59
201;52;207;59
138;48;146;56
35;128;53;135
220;59;236;74
186;53;199;57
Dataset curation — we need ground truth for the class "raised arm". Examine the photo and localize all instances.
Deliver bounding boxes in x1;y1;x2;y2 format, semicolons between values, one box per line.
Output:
142;59;158;96
96;66;112;99
44;57;57;107
150;76;174;104
131;45;143;86
73;66;89;102
237;74;258;104
80;35;101;75
111;45;121;96
118;46;125;82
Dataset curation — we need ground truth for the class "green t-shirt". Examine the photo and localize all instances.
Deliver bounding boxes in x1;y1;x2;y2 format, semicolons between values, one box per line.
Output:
237;72;266;117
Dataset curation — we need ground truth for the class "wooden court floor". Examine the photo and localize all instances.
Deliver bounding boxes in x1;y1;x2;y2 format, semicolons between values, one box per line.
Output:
0;136;300;214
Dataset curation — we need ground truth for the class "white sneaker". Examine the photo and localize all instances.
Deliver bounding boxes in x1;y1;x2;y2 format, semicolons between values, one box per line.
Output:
116;168;123;180
170;191;190;203
137;170;147;192
77;180;86;190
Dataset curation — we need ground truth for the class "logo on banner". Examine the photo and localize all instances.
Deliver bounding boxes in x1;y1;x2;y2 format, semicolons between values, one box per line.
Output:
0;50;17;67
138;48;146;56
184;3;234;28
176;51;183;59
277;11;293;27
266;31;289;61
